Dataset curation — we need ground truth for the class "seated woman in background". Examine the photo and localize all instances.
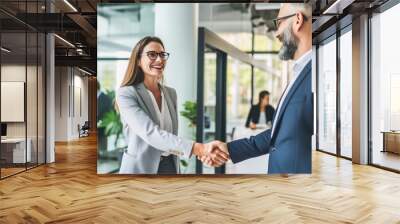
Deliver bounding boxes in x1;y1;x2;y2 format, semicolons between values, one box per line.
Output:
245;90;275;129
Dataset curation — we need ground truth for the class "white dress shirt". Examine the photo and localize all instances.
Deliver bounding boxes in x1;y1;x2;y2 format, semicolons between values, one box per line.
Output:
271;50;312;137
147;89;174;156
258;111;266;125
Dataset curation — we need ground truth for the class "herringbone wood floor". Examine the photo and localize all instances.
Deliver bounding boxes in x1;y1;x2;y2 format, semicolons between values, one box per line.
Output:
1;135;400;224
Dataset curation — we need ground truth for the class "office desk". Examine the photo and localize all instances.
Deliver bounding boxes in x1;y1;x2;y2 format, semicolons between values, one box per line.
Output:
382;131;400;154
225;127;269;174
1;138;32;164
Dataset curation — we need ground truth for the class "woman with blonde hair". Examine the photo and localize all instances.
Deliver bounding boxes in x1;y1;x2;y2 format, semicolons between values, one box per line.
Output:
116;36;228;174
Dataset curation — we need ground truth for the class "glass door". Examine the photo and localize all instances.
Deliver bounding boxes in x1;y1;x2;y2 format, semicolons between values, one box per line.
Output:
202;49;217;174
339;28;352;159
370;4;400;171
0;1;46;179
317;37;337;155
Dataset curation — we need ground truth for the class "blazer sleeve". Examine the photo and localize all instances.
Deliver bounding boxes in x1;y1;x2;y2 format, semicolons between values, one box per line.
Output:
245;106;254;127
117;87;194;159
227;129;272;163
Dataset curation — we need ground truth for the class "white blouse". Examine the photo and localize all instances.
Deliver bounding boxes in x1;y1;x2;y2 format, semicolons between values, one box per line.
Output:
146;89;174;156
258;111;266;125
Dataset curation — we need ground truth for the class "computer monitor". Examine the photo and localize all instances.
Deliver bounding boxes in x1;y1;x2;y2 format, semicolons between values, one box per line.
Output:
1;123;7;137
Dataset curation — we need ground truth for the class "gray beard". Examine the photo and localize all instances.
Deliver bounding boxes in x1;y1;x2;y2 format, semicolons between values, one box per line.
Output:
278;24;298;61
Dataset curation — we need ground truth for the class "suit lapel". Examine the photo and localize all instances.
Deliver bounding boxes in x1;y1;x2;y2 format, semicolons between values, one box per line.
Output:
271;61;311;139
135;82;160;125
161;86;178;133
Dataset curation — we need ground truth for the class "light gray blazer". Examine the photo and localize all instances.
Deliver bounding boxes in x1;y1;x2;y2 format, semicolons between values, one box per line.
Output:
116;82;193;174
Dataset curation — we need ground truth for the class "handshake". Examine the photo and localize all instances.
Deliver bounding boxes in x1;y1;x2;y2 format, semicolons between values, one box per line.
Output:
192;141;229;167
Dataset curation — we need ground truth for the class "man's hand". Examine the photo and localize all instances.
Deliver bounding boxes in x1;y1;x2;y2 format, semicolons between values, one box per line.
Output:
192;141;229;167
197;141;229;167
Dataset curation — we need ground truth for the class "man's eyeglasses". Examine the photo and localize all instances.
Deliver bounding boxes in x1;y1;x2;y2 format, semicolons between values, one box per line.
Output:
143;51;170;61
273;13;308;30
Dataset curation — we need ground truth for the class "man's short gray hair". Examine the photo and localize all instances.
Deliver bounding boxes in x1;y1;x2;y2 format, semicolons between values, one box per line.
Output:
288;2;312;18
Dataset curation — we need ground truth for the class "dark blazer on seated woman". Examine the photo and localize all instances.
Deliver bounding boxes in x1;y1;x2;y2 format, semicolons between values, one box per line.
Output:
245;105;275;128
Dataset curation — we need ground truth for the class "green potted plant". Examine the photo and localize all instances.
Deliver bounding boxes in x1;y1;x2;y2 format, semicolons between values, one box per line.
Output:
98;109;123;149
180;101;197;127
97;90;125;151
179;101;197;172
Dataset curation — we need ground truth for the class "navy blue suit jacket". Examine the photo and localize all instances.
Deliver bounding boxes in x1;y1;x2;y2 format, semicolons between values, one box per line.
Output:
227;61;313;174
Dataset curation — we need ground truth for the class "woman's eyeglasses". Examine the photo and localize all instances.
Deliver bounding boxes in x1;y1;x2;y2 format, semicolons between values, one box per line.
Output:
143;51;170;61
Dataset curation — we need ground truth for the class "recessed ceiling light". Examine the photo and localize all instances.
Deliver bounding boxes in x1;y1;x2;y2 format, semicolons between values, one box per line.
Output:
63;0;78;12
54;34;75;48
78;67;92;76
323;0;354;15
1;47;11;53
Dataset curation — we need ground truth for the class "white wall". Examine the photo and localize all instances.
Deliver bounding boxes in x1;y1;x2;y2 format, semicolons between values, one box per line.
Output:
54;67;89;141
1;65;38;138
55;67;68;141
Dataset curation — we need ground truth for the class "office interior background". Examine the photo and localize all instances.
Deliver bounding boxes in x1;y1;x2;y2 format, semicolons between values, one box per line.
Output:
313;0;400;172
0;0;400;222
97;3;294;174
0;0;399;176
0;0;97;179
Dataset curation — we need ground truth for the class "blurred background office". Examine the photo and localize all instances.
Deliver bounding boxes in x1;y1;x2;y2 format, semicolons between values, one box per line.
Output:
97;3;294;174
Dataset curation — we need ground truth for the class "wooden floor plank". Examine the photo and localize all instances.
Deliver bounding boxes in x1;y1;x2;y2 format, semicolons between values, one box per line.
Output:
0;135;400;223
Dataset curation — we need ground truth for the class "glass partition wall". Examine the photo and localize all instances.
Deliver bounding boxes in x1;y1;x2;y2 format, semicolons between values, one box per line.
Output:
339;28;352;159
315;0;400;172
316;26;353;160
317;36;337;155
370;2;400;172
0;2;46;179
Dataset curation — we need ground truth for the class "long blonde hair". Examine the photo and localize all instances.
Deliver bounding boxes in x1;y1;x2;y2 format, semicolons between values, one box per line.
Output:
120;36;165;87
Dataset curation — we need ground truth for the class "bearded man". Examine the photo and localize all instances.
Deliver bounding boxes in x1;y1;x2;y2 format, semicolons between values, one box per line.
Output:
201;3;313;174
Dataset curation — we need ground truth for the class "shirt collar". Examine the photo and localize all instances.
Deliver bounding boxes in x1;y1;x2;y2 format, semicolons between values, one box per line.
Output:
293;49;312;76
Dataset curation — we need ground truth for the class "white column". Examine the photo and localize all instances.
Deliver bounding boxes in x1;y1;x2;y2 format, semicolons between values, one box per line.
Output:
352;14;369;165
312;45;317;150
154;3;198;140
46;32;55;163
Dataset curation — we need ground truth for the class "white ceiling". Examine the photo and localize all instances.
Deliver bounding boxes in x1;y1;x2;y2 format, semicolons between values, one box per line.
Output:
199;3;280;34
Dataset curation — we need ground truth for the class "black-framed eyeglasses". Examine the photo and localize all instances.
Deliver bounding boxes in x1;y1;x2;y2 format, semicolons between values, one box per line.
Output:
143;51;170;61
273;13;308;30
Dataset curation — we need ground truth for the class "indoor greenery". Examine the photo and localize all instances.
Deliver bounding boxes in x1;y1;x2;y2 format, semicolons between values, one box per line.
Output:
180;101;197;127
179;101;197;169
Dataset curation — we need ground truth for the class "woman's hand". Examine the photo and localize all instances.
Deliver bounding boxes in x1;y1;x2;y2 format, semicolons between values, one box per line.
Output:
249;122;257;130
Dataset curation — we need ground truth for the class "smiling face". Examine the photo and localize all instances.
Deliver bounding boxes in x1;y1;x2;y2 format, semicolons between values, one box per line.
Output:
139;41;167;79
